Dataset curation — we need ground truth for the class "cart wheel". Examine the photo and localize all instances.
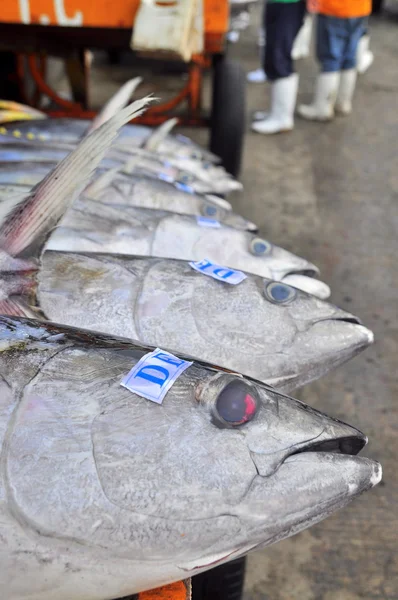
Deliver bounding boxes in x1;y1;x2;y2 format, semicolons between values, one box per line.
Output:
372;0;384;13
192;557;246;600
210;57;246;178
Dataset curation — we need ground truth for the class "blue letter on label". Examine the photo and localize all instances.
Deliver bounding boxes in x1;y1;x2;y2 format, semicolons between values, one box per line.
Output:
189;258;247;285
121;348;193;404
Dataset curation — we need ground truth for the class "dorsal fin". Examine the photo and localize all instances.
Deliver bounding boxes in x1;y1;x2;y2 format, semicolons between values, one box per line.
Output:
84;165;122;199
86;77;143;134
142;117;178;152
0;95;155;258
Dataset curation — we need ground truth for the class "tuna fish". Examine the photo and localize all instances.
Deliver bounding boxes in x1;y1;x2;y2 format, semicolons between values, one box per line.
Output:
0;251;371;391
0;101;219;163
46;197;331;298
0;315;382;600
0;163;253;230
0;141;237;195
0;108;371;388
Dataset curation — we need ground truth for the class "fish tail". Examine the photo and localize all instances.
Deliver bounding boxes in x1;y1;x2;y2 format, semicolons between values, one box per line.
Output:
86;77;143;134
0;95;156;258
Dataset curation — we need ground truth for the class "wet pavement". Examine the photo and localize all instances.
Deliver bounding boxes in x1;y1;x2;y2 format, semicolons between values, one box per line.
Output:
52;9;397;598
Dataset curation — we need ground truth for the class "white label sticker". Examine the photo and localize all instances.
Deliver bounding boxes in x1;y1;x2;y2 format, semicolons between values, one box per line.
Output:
189;258;247;285
121;348;193;404
196;216;221;228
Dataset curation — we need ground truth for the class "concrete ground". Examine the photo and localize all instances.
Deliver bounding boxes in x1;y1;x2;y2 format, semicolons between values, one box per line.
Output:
51;8;397;599
229;11;398;600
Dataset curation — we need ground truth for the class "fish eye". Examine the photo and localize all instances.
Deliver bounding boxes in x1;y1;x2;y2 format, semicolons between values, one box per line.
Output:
214;380;258;427
264;281;297;304
181;173;192;184
249;237;272;256
201;202;218;218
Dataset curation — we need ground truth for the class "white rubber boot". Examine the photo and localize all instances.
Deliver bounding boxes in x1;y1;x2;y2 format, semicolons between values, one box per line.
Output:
335;69;357;115
357;35;374;74
291;14;314;60
298;72;340;121
253;110;269;121
251;74;299;134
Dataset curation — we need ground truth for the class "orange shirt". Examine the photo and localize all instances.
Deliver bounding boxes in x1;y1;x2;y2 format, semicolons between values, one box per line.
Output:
308;0;371;17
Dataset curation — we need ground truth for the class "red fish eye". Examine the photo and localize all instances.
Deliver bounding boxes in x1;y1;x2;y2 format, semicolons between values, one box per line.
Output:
215;381;258;426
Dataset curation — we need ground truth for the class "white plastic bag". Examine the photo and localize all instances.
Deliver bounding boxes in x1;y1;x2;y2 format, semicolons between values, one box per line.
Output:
131;0;203;62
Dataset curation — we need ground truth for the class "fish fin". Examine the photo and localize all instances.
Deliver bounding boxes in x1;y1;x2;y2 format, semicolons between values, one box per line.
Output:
121;155;139;175
142;117;179;152
0;95;155;258
0;298;38;318
86;77;143;134
84;165;122;199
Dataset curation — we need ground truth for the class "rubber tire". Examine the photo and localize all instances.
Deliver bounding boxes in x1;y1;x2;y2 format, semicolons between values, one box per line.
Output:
372;0;383;13
191;557;247;600
210;57;246;178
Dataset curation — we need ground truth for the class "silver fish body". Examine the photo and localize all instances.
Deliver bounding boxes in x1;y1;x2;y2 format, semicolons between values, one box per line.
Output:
0;162;58;187
0;316;381;600
0;165;253;230
0;144;120;170
111;147;242;194
46;199;329;297
85;173;253;229
0;118;220;162
33;252;373;391
0;143;236;194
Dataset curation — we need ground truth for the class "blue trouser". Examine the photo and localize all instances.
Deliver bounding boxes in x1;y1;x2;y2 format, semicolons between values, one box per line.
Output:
316;14;367;72
263;1;306;80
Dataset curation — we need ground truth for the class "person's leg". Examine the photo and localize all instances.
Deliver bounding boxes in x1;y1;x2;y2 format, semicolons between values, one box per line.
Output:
298;14;344;120
292;13;314;60
357;21;374;74
336;17;367;113
252;1;304;134
247;0;267;82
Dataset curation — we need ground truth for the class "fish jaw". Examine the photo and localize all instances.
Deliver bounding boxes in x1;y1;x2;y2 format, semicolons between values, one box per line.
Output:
242;452;381;551
265;319;373;392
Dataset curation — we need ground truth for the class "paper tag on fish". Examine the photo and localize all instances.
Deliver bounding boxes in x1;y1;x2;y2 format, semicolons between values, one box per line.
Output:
196;216;221;228
121;348;193;404
175;181;194;194
189;259;247;285
158;172;175;184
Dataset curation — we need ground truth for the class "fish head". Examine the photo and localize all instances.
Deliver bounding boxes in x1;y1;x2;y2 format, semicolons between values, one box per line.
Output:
248;235;320;279
96;368;380;571
186;270;373;390
254;279;374;389
200;197;257;231
0;316;380;592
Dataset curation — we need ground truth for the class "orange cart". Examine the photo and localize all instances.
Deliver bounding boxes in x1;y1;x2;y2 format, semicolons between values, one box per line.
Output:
0;0;246;175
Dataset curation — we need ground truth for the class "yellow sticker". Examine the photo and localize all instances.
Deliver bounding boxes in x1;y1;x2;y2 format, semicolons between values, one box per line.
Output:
26;132;35;140
0;127;7;135
38;134;47;141
13;130;22;138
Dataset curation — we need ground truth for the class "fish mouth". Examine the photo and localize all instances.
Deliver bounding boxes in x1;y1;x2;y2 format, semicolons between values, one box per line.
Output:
317;316;374;345
288;433;367;459
331;315;362;325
